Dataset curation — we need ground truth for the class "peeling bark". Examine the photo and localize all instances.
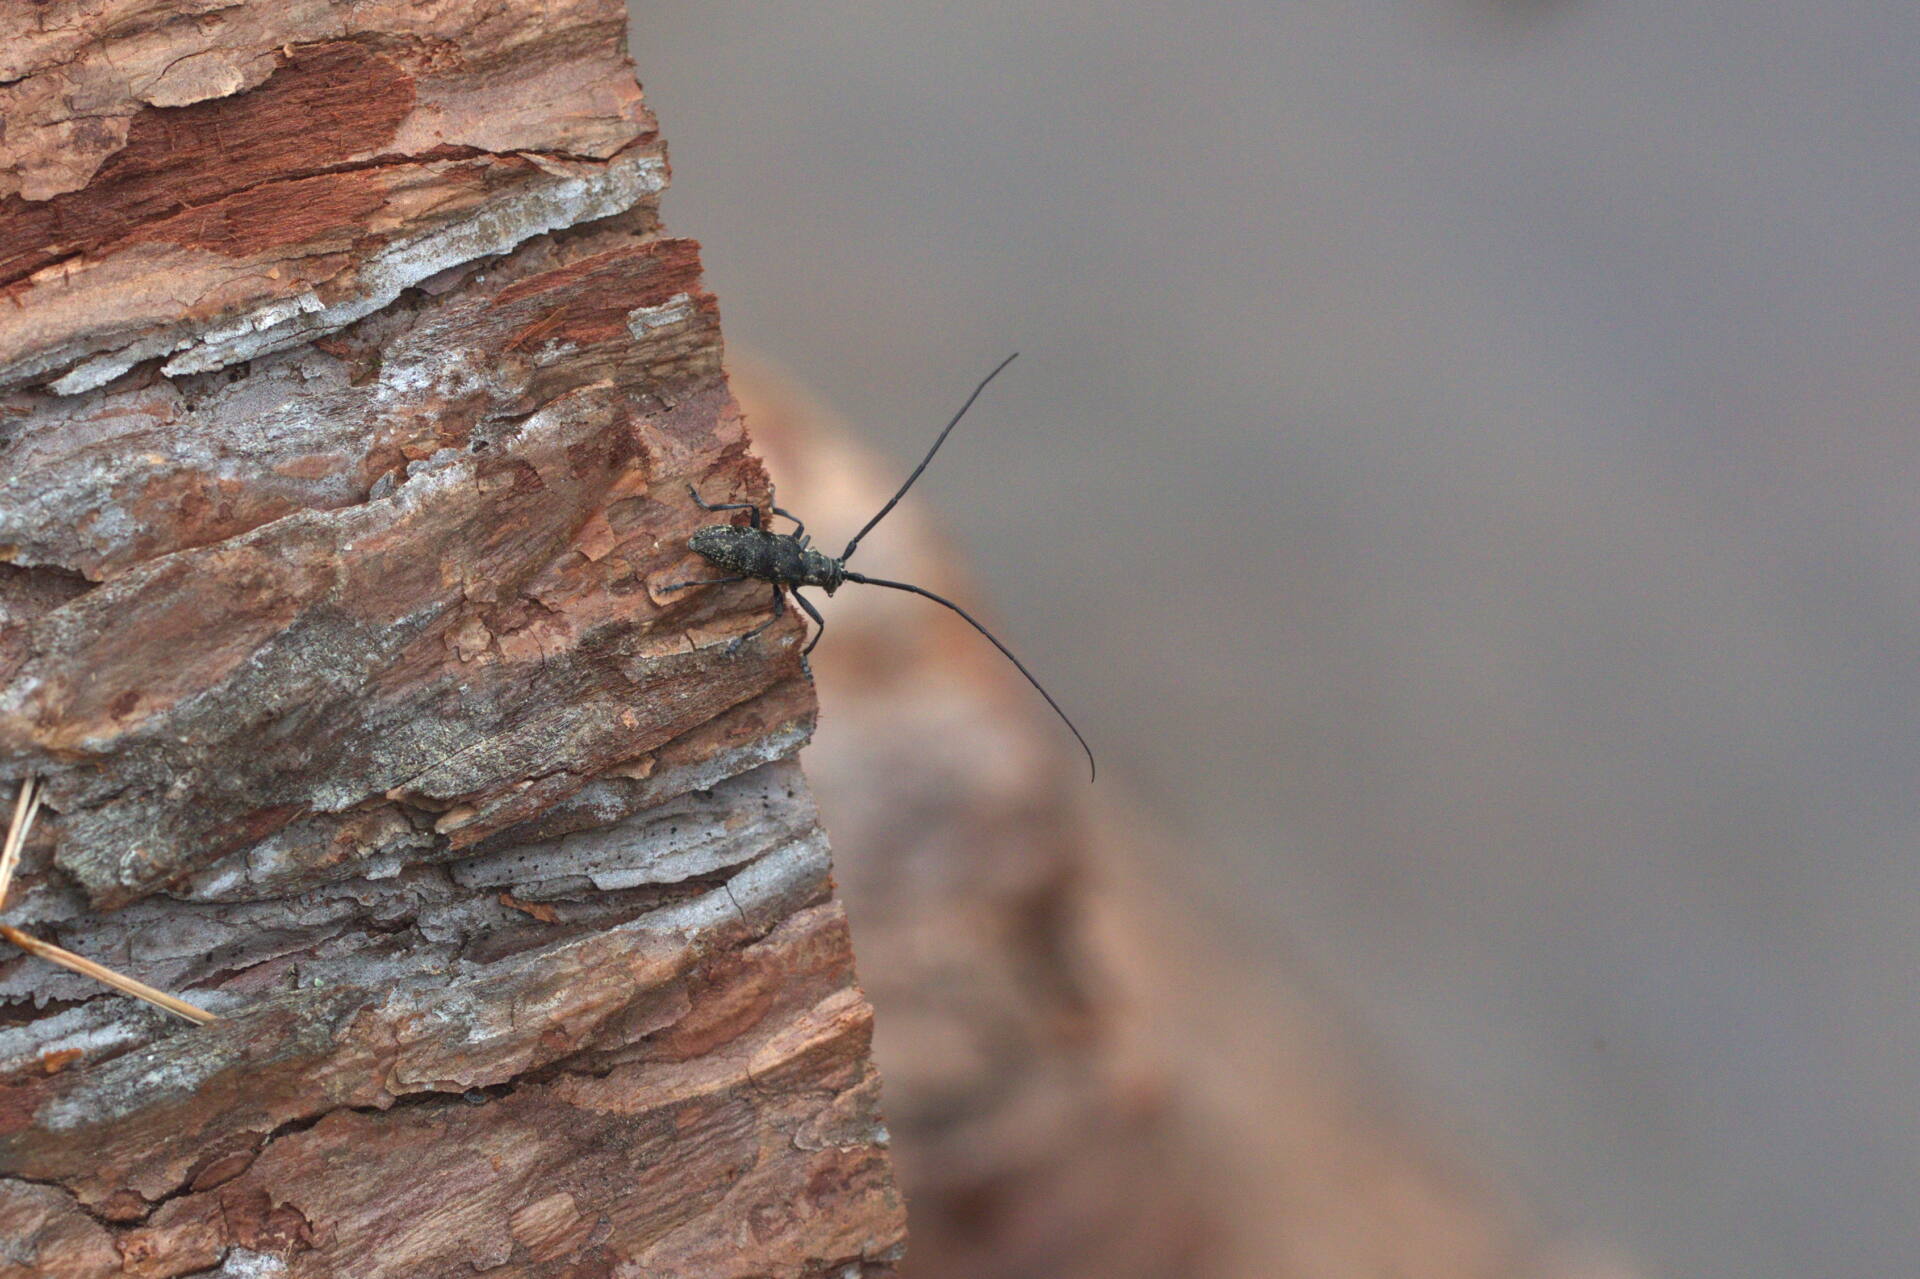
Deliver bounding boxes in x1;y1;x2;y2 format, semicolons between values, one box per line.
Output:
0;6;904;1276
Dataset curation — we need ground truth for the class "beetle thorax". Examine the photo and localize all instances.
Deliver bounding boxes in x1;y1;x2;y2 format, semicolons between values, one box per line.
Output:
802;548;846;593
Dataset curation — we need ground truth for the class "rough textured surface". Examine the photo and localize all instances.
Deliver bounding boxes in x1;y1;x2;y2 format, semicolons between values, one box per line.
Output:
0;1;662;394
0;7;903;1276
737;359;1554;1279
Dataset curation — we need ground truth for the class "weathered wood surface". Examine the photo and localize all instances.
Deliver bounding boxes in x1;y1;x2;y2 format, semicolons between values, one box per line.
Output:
0;5;904;1276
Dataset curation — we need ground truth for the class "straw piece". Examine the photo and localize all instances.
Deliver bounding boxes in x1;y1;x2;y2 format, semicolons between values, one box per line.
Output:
0;925;218;1025
0;776;41;909
0;774;218;1025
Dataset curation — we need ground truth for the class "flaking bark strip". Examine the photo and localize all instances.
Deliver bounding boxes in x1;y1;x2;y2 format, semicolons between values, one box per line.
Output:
17;151;669;396
0;380;799;907
2;11;657;390
2;790;833;1195
3;900;895;1274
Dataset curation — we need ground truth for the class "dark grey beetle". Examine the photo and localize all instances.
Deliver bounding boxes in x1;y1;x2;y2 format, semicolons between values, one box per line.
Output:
662;354;1095;780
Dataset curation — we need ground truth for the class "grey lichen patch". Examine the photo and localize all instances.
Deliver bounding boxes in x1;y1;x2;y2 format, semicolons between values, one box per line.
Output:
0;759;828;1066
626;292;696;338
792;1072;893;1152
175;805;436;905
451;760;816;898
453;711;812;853
709;829;834;937
0;1000;179;1082
154;153;669;380
32;987;367;1134
0;216;709;580
6;766;837;1205
0;379;702;904
209;1250;290;1279
136;47;269;108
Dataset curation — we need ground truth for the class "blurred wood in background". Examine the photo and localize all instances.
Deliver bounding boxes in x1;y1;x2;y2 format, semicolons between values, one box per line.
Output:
738;357;1583;1279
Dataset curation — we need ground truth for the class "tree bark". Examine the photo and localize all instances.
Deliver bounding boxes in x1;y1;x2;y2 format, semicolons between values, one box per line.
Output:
0;5;903;1276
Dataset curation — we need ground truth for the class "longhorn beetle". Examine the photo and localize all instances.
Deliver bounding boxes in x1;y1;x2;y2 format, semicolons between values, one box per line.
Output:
661;353;1096;780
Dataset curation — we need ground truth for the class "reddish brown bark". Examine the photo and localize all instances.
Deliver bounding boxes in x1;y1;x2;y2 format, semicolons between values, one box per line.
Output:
0;5;903;1276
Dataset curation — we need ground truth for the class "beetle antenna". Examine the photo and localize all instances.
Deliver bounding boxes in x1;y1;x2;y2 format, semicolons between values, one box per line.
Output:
841;569;1095;781
840;353;1019;563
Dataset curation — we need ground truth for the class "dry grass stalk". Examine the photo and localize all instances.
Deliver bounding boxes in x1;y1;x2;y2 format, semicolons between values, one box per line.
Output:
0;777;218;1025
0;925;218;1025
0;775;41;908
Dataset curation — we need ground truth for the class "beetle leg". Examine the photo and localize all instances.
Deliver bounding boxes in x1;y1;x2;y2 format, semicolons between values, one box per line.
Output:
792;589;826;657
687;483;763;529
659;574;746;593
727;584;786;654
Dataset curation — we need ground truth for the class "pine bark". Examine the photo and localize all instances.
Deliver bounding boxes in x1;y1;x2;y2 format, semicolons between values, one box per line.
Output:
0;5;903;1276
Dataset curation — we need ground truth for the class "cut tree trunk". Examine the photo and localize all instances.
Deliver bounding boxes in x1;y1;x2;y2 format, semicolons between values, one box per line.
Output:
0;5;904;1277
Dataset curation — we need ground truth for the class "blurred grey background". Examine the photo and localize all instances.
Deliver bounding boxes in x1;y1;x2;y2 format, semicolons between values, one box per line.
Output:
630;4;1917;1277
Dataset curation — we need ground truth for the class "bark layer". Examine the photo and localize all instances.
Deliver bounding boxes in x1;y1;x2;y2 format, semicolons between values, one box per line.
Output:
0;6;904;1276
